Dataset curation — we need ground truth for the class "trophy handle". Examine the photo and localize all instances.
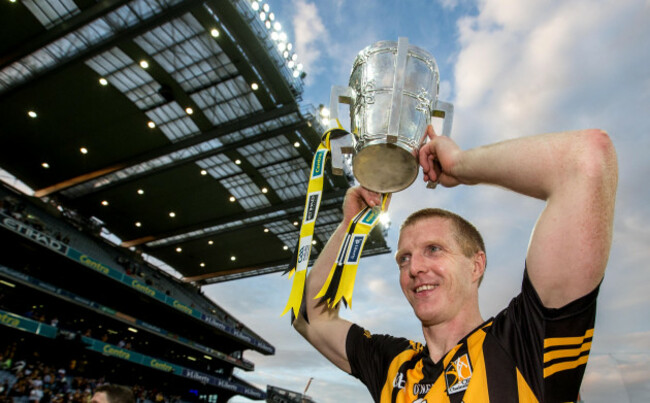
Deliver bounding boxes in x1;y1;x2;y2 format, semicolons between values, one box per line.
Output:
432;100;454;137
329;85;356;129
328;86;356;176
426;100;454;189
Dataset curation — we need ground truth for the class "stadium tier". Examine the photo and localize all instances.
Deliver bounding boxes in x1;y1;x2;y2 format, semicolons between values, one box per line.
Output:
0;0;390;400
0;184;268;400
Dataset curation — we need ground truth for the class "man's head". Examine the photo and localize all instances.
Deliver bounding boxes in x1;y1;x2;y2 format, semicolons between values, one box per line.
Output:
400;208;487;282
91;385;135;403
396;208;487;326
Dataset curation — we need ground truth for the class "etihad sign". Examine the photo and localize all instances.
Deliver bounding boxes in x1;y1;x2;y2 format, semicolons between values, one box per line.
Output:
1;215;68;254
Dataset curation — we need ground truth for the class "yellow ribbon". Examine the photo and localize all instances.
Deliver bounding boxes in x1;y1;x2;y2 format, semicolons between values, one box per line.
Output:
281;130;334;321
315;194;388;309
282;123;389;321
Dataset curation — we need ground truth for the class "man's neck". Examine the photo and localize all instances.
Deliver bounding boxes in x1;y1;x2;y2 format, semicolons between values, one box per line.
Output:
421;310;484;363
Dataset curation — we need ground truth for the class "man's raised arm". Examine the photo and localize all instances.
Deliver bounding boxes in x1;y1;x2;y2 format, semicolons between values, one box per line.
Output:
419;126;618;308
293;187;383;373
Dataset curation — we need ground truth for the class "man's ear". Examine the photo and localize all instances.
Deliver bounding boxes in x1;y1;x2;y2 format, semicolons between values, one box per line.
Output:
472;251;486;282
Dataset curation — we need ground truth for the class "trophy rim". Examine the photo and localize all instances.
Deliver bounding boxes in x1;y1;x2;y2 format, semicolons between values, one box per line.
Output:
351;40;440;74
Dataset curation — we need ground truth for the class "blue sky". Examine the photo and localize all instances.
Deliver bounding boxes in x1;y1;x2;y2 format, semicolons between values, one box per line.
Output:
206;0;650;401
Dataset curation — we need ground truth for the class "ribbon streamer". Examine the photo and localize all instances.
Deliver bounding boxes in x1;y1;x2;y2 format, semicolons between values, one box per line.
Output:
282;124;389;322
282;128;344;322
315;195;388;309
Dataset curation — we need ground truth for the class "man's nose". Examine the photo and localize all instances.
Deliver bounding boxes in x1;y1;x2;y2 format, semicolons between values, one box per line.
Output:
409;253;427;277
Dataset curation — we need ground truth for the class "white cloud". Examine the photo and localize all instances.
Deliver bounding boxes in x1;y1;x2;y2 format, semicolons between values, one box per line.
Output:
437;0;460;10
366;276;392;297
291;0;328;84
438;79;453;103
581;353;650;402
451;1;650;400
213;1;650;401
453;0;650;145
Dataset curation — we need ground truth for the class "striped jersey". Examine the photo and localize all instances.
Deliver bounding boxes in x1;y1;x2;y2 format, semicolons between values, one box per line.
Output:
346;270;599;402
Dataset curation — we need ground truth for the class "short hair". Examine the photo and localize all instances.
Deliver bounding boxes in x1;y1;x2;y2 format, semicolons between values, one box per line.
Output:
400;208;487;284
94;385;135;403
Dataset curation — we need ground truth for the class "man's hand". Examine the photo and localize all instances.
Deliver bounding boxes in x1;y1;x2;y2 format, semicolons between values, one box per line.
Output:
293;185;389;374
342;186;386;223
418;125;464;187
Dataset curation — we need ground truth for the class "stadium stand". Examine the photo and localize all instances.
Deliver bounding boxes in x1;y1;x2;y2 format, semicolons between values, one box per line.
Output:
0;184;268;400
0;0;391;400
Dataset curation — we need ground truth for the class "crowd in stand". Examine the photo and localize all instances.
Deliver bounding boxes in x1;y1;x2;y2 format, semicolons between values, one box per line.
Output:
1;193;265;363
0;344;180;403
1;195;255;343
0;196;238;329
0;290;233;378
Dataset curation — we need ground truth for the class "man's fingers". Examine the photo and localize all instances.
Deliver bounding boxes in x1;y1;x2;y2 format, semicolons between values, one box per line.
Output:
426;124;436;140
419;141;435;171
358;187;381;208
433;159;442;175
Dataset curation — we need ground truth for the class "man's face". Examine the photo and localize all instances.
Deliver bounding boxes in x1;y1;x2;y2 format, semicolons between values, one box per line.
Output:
91;392;109;403
396;217;480;326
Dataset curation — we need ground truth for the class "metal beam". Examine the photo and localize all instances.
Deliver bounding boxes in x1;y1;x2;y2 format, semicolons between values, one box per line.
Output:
187;244;393;284
0;0;132;70
35;103;298;197
183;261;288;283
190;7;277;110
204;0;297;104
144;198;344;249
64;121;308;198
123;188;348;247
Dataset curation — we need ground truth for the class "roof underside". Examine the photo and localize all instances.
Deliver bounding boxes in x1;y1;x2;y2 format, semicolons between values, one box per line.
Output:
0;0;390;284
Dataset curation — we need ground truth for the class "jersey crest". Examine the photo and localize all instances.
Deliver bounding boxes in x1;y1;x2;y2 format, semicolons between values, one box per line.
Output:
445;353;473;394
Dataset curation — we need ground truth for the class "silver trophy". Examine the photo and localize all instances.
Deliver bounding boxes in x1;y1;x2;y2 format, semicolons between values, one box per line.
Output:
328;37;453;193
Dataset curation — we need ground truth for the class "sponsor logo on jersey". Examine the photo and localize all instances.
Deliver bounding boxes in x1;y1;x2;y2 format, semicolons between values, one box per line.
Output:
392;372;406;390
445;353;473;394
413;382;433;395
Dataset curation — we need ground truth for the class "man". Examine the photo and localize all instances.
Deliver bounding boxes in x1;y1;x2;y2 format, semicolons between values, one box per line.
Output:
294;126;617;402
91;384;135;403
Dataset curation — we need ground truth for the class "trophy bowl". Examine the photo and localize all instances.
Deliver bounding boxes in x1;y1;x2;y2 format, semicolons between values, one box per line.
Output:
329;37;453;193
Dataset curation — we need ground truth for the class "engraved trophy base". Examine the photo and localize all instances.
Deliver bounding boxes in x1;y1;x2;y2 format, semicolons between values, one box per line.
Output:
352;143;418;193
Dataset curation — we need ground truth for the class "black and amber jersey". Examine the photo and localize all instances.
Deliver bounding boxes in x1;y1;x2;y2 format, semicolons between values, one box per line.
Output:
346;269;599;402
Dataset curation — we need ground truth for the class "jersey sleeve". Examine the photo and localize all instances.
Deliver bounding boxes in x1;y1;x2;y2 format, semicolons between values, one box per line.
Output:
489;266;600;402
346;323;412;402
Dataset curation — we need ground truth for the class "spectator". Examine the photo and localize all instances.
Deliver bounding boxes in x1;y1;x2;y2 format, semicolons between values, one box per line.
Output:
28;385;43;403
91;385;135;403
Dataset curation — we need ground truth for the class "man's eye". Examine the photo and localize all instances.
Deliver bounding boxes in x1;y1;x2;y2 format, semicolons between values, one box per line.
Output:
427;245;441;253
397;255;410;265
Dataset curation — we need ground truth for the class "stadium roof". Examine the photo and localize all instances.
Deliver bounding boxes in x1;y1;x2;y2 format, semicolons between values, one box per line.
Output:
0;0;390;285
